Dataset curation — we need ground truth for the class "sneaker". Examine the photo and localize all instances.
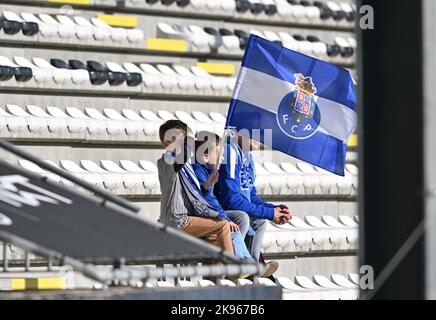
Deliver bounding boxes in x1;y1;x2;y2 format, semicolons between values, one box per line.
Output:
260;261;279;278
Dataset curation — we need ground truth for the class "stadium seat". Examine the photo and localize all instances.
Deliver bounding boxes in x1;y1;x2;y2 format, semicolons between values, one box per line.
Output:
347;273;360;286
32;57;72;84
73;16;111;41
140;63;178;89
85;108;125;135
50;59;90;85
278;32;300;51
264;162;301;194
203;27;240;52
123;62;160;89
174;110;208;132
106;62;142;86
295;275;340;300
121;109;160;136
173;65;209;90
209;112;227;124
340;2;356;22
65;107;106;135
6;104;46;133
0;56;32;82
322;215;358;247
3;11;39;36
14;56;52;83
196;279;216;287
313;275;358;300
90;17;127;42
155;280;175;287
216;279;236;286
39;13;75;38
253;277;276;286
119;160;159;190
80;160;123;190
338;215;359;228
326;1;346;21
103;108;143;136
331;274;359;288
21;12;56;37
306;35;328;57
138;160;159;173
335;36;354;57
46;106;86;134
262;30;282;45
101;160;146;190
287;0;307;20
189;25;221;49
190;66;227;91
157;110;176;122
60;160;105;188
276;276;320;300
300;0;321;21
237;278;253;286
177;280;196;287
304;215;344;248
69;59;107;85
233;29;249;49
56;15;93;40
156;64;194;90
87;60;126;86
1;11;23;35
157;22;209;51
0;107;27;133
26;105;67;134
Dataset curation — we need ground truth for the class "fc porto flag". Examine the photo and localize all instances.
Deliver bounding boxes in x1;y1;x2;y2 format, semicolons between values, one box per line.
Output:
226;35;357;176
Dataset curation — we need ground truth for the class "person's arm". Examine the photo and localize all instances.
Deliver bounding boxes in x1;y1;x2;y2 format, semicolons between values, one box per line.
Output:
192;164;231;221
250;185;277;208
216;144;274;220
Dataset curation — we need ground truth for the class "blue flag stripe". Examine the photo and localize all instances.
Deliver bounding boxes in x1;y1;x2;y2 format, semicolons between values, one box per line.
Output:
227;99;347;176
241;35;357;111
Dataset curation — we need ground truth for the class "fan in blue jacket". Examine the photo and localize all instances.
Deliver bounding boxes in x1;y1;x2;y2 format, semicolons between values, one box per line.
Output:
215;132;292;261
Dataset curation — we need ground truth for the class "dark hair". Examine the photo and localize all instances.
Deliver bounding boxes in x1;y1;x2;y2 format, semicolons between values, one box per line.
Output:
159;120;188;143
195;131;222;155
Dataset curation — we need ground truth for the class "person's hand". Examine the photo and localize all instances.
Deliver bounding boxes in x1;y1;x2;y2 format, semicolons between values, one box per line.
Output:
273;207;292;225
203;170;219;189
278;204;292;222
229;221;240;232
273;207;286;225
277;204;291;215
279;212;292;224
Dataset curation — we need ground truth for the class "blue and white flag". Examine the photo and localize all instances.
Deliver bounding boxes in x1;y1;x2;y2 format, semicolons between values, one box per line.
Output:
226;35;357;176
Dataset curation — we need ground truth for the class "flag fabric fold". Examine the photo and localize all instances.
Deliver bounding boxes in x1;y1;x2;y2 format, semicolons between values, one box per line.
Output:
226;35;357;176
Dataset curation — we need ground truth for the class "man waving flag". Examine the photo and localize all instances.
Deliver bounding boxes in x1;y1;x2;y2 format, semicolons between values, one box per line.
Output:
226;35;357;176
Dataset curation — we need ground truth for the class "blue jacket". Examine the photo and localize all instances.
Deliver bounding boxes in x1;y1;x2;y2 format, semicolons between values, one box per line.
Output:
192;162;230;221
215;136;275;220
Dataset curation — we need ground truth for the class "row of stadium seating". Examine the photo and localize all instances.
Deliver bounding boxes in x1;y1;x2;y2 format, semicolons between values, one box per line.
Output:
125;0;356;28
263;216;358;253
0;57;235;95
0;10;355;64
0;11;144;43
148;273;360;300
156;22;356;59
0;105;223;140
15;158;357;197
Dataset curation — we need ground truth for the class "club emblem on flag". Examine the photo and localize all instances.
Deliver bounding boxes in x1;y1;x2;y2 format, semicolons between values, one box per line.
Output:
276;73;321;139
